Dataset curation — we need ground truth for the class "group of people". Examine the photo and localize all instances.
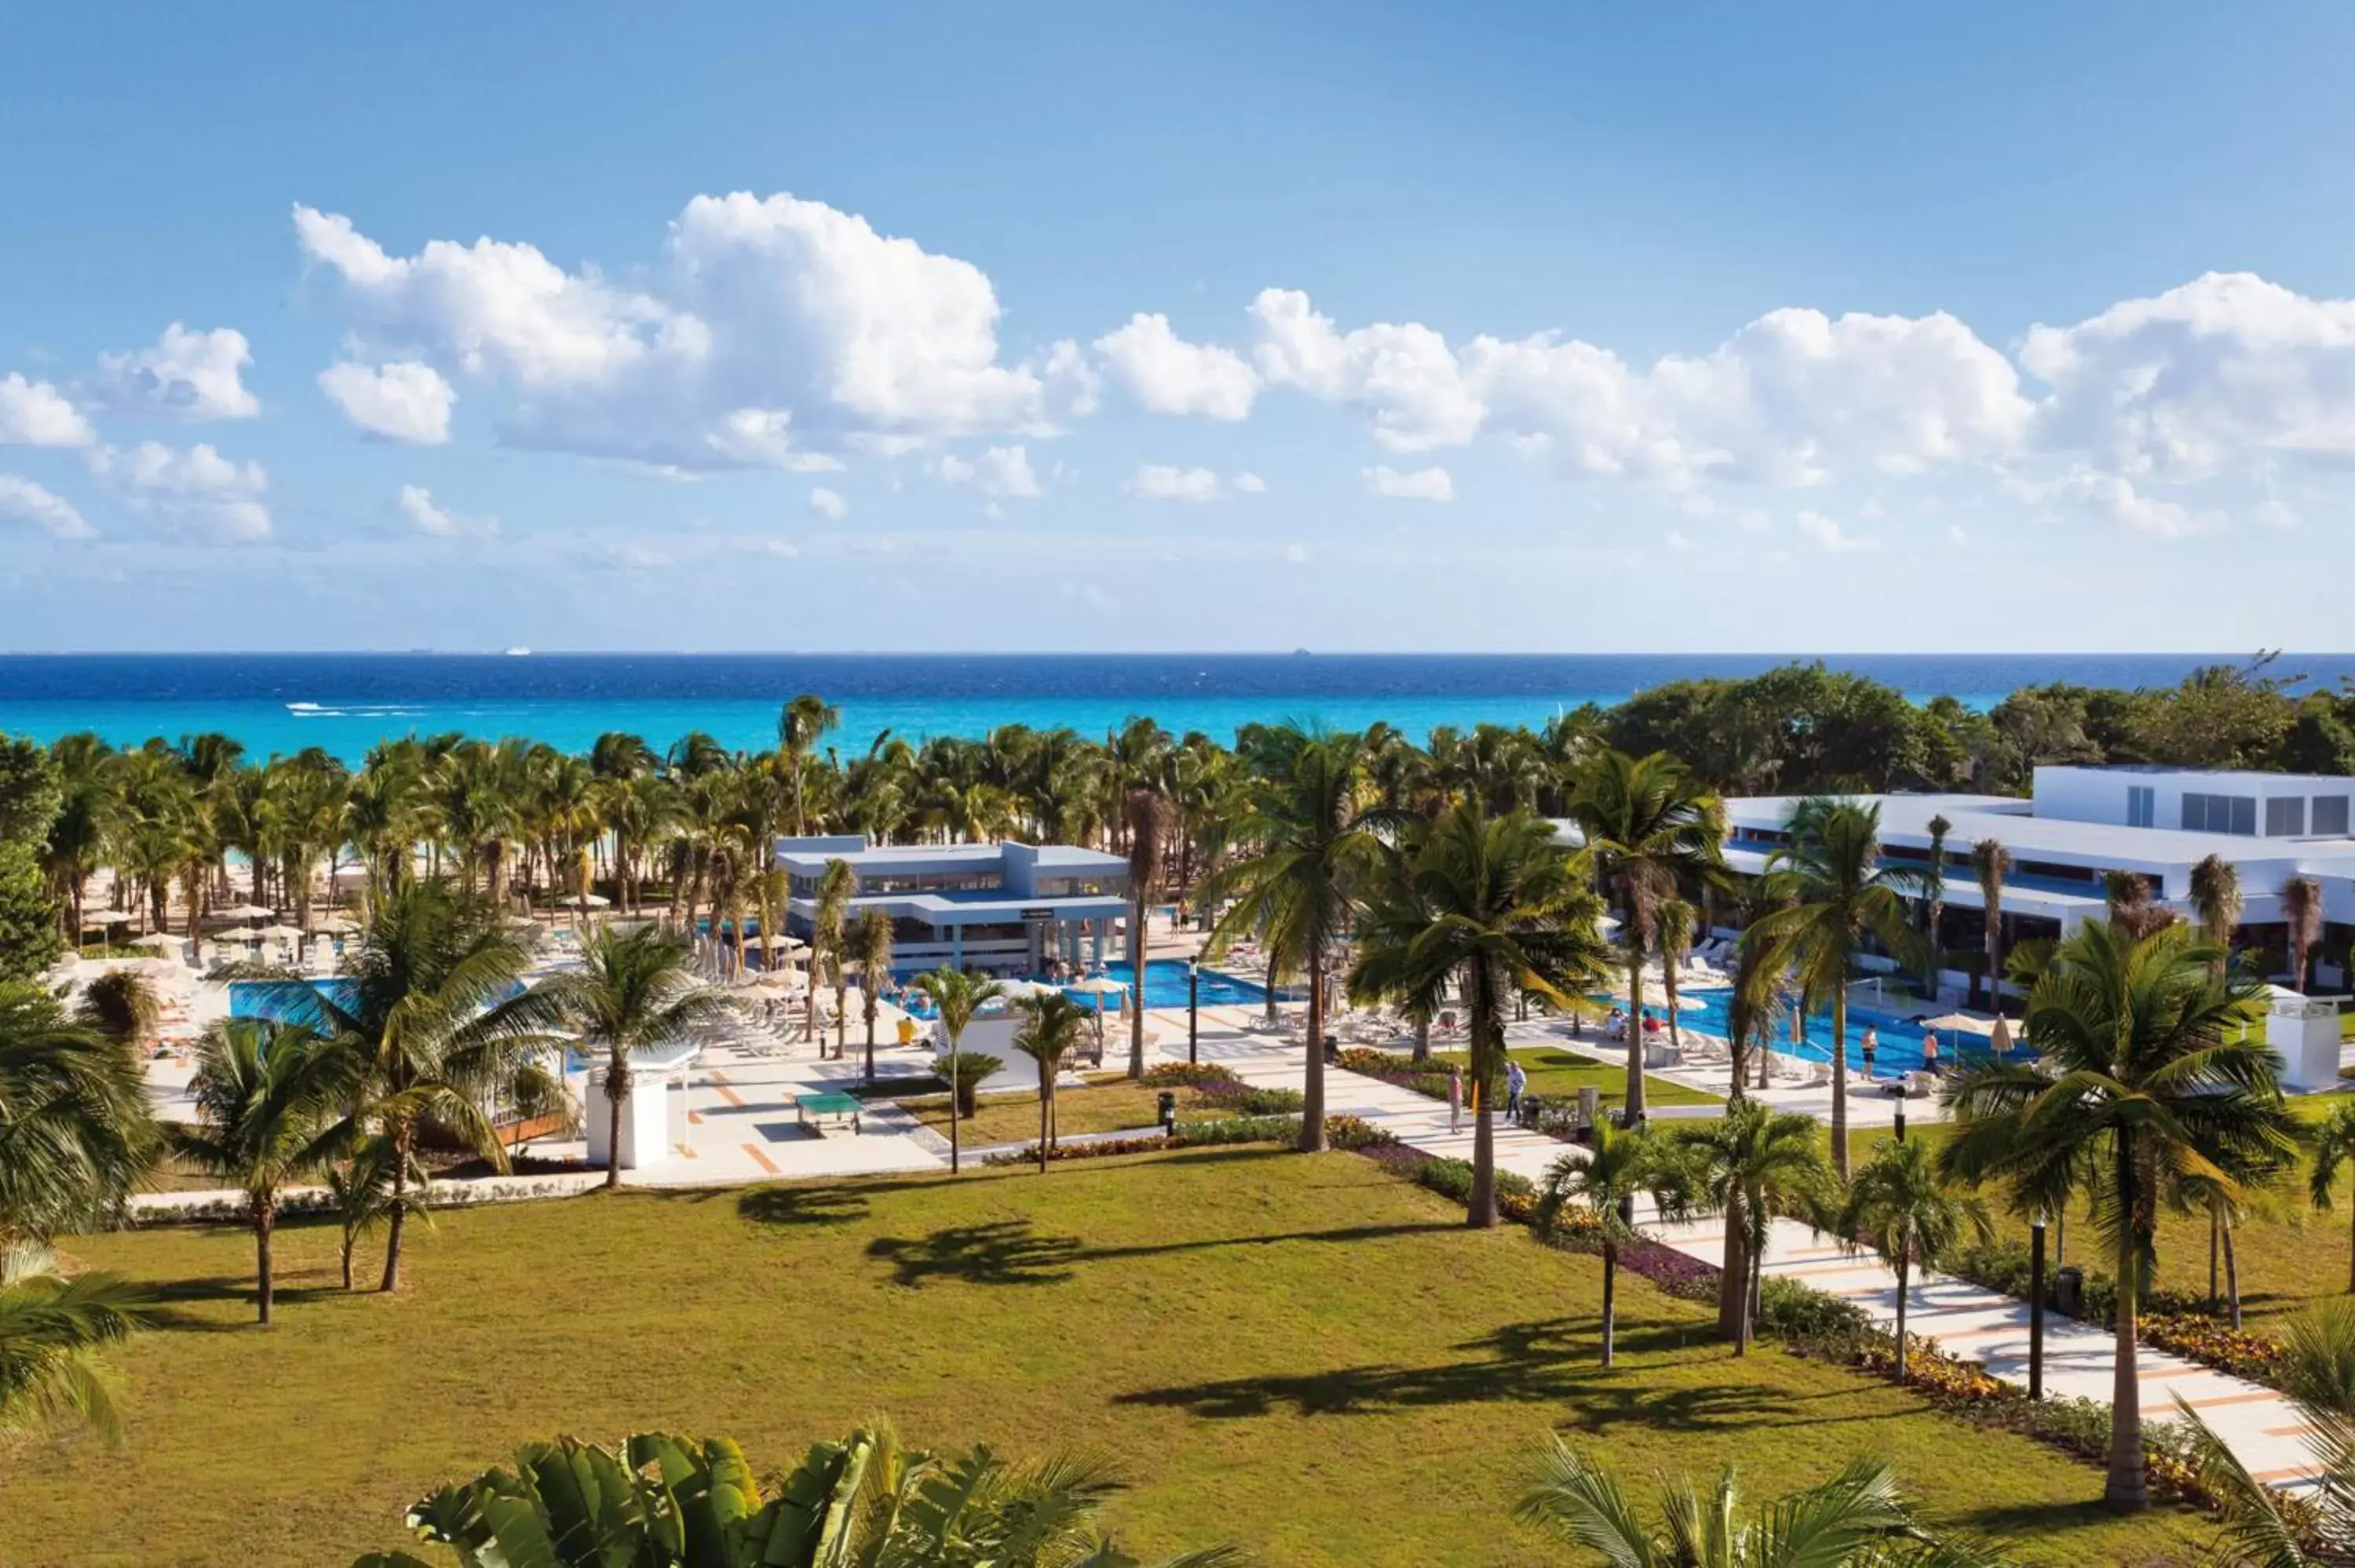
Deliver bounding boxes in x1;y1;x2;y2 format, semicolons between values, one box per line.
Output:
1856;1024;1941;1081
1442;1058;1529;1133
1601;1005;1666;1042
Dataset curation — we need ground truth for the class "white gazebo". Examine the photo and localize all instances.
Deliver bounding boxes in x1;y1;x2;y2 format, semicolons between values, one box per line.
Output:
579;1039;703;1173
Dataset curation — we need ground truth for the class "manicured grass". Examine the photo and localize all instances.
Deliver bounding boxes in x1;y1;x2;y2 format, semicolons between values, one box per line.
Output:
1435;1044;1725;1109
9;1150;2209;1566
900;1079;1219;1145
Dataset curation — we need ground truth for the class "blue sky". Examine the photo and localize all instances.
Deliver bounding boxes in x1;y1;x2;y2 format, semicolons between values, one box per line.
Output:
5;2;2354;652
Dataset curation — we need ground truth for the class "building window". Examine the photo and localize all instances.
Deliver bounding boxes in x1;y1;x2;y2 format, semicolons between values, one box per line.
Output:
2182;793;2258;836
2267;797;2307;837
2316;796;2351;837
2126;786;2155;827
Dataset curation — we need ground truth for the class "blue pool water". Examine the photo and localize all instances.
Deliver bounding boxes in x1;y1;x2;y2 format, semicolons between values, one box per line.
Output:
228;979;357;1021
1654;988;2014;1078
895;959;1265;1020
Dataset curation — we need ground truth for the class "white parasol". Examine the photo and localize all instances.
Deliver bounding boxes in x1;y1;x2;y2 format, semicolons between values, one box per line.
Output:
215;904;275;922
1919;1012;1998;1038
79;910;134;927
126;931;182;951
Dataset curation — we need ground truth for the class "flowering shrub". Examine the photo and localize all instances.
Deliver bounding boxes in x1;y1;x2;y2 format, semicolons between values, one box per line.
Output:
1334;1047;1454;1101
1138;1062;1241;1088
1322;1115;1398;1152
1191;1081;1306;1116
2141;1312;2287;1384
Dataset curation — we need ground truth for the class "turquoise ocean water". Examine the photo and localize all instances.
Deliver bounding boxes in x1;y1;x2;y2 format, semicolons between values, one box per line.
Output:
1;653;2348;765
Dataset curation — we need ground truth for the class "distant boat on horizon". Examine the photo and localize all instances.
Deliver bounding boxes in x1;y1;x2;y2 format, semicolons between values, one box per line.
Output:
505;646;531;657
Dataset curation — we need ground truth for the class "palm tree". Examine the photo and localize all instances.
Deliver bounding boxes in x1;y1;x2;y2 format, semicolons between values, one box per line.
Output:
550;922;734;1190
1656;897;1695;1059
1970;839;2011;1013
2283;874;2325;993
0;983;153;1241
2307;1102;2355;1295
327;1135;429;1292
1515;1439;1990;1566
810;857;855;1058
290;881;568;1290
1939;918;2297;1511
72;968;160;1054
1537;1118;1677;1366
1123;786;1167;1080
165;1019;360;1322
1350;805;1612;1227
0;1241;150;1446
1011;993;1088;1173
1747;798;1926;1178
365;1423;1243;1568
1672;1099;1834;1355
1201;727;1388;1154
915;967;1004;1174
853;908;894;1084
1920;811;1952;990
1835;1138;1991;1384
2189;852;2243;961
778;694;841;837
1564;749;1725;1123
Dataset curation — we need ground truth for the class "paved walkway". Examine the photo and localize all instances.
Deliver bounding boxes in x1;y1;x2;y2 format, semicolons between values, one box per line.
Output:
1181;1011;2327;1496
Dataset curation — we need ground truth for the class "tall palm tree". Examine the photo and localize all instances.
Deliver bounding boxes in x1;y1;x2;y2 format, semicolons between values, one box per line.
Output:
0;1241;150;1446
811;858;855;1058
1672;1099;1834;1356
2283;874;2325;993
1537;1118;1677;1366
1920;811;1952;990
853;908;894;1084
1011;992;1088;1173
549;923;733;1190
1349;805;1612;1227
2307;1102;2355;1295
2189;852;2243;961
915;967;1004;1175
1564;749;1725;1123
1123;786;1167;1080
1747;798;1926;1178
1835;1138;1990;1384
0;983;153;1241
1656;897;1695;1059
1970;839;2011;1013
1939;918;2297;1511
290;881;567;1290
778;694;841;837
1201;727;1388;1154
166;1019;360;1322
71;968;161;1055
1515;1440;1989;1567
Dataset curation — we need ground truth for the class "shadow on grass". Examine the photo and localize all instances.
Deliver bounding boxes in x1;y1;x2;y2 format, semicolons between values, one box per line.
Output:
142;1273;348;1330
861;1212;1469;1289
1948;1497;2152;1538
736;1187;872;1227
1113;1315;1795;1424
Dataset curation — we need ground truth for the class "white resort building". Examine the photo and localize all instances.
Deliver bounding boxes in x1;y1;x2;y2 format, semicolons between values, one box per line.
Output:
775;834;1130;976
1714;765;2355;993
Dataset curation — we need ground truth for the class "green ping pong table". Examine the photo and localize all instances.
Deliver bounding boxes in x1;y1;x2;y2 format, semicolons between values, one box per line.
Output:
795;1091;863;1135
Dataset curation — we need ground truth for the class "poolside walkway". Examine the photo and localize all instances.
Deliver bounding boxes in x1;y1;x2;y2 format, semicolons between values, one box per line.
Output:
1174;1006;2328;1497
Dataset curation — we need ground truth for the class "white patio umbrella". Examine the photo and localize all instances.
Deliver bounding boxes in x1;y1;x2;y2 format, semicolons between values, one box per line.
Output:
311;914;358;935
215;903;275;922
126;931;182;951
256;923;308;942
1919;1012;1997;1037
79;910;134;928
1989;1016;2014;1056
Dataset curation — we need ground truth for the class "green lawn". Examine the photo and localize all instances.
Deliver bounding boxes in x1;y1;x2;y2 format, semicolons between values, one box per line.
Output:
899;1078;1229;1145
7;1150;2211;1567
1435;1044;1725;1109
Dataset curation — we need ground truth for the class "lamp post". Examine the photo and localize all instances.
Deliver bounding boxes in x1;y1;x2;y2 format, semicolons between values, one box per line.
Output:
2029;1214;2047;1400
1187;956;1199;1067
1893;1099;1906;1143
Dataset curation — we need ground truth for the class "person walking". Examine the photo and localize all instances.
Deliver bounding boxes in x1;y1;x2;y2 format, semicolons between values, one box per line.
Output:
1506;1058;1528;1121
1448;1065;1464;1133
1920;1029;1941;1074
1860;1024;1879;1080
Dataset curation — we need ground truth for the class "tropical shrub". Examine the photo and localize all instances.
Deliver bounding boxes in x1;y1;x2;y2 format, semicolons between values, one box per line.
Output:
352;1424;1240;1567
932;1050;1003;1118
1320;1115;1396;1152
1137;1061;1240;1088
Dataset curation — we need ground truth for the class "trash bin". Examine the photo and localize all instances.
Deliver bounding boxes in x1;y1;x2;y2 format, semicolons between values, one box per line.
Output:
1157;1090;1177;1134
2054;1264;2084;1318
1578;1085;1600;1128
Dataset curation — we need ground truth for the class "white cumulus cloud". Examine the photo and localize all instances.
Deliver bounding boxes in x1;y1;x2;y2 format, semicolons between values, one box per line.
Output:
86;441;270;542
808;485;849;520
294;194;1089;472
0;374;95;447
1253;290;1484;452
1362;464;1454;501
1232;471;1265;493
319;360;457;444
1794;509;1877;552
0;474;92;538
396;483;495;538
938;444;1041;498
1094;313;1259;420
94;323;260;420
1126;465;1228;501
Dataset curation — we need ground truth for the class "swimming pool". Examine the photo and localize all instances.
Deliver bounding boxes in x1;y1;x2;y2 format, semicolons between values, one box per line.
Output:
894;959;1265;1019
1651;987;2016;1078
228;979;357;1021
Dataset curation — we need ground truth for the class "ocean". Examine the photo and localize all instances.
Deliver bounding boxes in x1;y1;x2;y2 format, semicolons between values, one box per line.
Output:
0;652;2348;764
